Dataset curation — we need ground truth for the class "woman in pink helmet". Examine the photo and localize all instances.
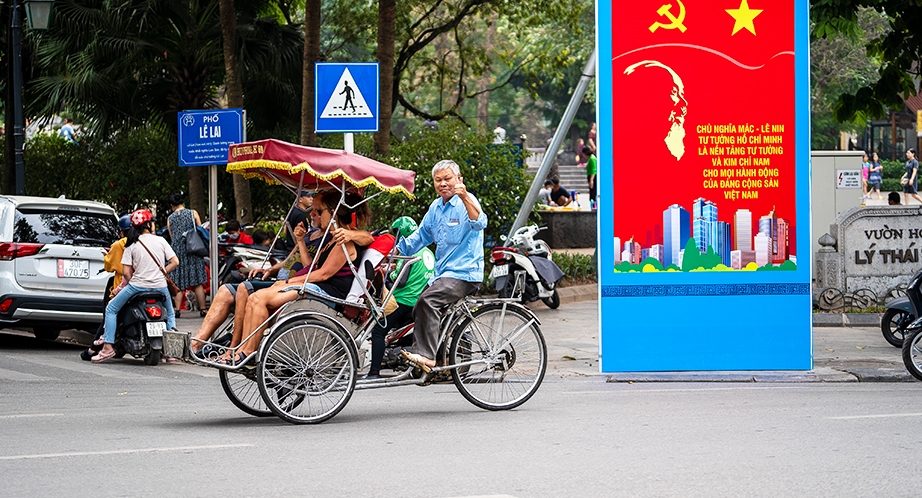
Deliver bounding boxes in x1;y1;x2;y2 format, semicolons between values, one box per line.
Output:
92;209;179;363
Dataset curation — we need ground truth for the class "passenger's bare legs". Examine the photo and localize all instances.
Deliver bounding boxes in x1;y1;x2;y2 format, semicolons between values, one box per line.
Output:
238;287;299;357
190;285;235;353
228;284;250;348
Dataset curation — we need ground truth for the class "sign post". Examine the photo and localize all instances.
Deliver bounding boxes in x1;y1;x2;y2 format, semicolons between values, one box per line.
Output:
596;1;811;371
177;108;245;301
315;63;379;152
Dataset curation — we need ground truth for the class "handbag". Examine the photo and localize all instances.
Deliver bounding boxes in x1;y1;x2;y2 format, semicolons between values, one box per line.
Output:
138;239;182;297
184;225;208;257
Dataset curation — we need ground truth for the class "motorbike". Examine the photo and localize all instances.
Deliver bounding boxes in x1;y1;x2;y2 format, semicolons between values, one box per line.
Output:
489;225;564;309
81;291;170;365
881;277;921;348
216;242;286;285
901;270;922;380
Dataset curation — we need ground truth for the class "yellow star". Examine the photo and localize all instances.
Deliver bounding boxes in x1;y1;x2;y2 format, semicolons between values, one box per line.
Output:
726;0;763;36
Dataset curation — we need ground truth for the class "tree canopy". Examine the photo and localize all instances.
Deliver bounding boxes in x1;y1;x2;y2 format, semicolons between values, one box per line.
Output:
811;0;922;123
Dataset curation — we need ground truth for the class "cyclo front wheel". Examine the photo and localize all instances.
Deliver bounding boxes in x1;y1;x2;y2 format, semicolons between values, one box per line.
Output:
449;302;546;410
257;318;357;424
219;369;273;417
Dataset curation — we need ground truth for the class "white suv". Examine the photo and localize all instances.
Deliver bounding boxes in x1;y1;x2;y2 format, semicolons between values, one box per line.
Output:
0;196;119;340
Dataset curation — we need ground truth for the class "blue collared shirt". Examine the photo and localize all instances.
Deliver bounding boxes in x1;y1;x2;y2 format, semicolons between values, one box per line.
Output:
396;193;487;283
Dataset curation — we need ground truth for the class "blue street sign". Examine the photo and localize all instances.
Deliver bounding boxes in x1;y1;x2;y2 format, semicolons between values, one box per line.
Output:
315;63;379;133
177;108;244;166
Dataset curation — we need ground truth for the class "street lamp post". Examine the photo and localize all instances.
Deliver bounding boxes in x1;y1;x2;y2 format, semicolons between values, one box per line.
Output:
5;0;55;196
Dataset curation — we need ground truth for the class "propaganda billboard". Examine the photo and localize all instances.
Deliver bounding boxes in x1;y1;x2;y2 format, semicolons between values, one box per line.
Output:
597;0;812;371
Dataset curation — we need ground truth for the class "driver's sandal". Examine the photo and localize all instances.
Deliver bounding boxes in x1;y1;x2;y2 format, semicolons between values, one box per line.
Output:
400;351;434;373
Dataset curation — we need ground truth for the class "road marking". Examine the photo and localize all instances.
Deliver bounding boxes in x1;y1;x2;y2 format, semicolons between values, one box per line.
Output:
3;354;157;379
0;367;53;381
0;413;61;419
441;495;520;498
829;412;922;420
563;385;815;394
0;443;253;461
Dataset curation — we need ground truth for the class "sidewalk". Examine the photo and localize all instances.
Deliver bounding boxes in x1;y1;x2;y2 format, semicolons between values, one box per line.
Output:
168;284;915;383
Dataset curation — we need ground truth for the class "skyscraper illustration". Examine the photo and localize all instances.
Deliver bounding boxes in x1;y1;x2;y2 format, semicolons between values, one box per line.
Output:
734;209;752;251
693;198;717;254
662;204;690;267
717;221;731;265
613;236;622;264
754;232;772;267
774;218;790;263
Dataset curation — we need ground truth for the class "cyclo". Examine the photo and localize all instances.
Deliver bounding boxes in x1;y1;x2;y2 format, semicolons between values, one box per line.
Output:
191;139;547;424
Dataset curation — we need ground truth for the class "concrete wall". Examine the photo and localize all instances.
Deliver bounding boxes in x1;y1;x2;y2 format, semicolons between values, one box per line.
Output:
811;150;868;280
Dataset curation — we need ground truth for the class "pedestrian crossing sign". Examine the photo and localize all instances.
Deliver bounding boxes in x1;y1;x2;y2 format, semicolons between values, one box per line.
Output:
315;63;379;133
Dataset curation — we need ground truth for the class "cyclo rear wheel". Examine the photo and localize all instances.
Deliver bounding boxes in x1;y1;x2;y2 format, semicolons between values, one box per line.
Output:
449;302;546;410
257;318;357;424
220;369;273;417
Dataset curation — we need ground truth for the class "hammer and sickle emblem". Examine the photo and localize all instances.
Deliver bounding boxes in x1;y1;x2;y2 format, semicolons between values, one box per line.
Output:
648;0;687;33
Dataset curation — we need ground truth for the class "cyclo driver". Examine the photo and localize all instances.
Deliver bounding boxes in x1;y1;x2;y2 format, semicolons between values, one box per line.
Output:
396;159;487;372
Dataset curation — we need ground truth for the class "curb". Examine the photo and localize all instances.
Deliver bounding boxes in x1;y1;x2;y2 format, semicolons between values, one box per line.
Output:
813;313;881;327
605;367;916;383
557;283;598;305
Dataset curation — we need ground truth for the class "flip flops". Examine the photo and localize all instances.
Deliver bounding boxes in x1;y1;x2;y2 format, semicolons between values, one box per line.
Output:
91;348;116;363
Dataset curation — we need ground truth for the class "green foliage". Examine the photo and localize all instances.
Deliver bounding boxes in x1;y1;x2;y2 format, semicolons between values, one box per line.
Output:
811;1;921;122
22;135;98;200
881;159;905;192
23;127;186;219
552;251;597;283
360;119;529;246
810;7;888;148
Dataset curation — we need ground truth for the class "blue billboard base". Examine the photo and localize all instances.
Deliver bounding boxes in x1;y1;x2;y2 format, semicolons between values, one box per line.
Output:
599;293;812;372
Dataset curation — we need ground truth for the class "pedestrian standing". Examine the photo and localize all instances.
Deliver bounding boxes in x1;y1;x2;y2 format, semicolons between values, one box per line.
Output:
494;123;507;144
587;122;597;154
902;148;922;205
166;193;208;316
868;152;883;201
861;153;870;200
58;118;76;143
583;146;597;204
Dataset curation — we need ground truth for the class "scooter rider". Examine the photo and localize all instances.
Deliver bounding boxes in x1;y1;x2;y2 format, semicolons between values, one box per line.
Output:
92;209;179;363
396;160;487;371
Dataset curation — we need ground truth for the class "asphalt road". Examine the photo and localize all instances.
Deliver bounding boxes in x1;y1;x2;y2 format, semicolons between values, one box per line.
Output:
3;332;922;498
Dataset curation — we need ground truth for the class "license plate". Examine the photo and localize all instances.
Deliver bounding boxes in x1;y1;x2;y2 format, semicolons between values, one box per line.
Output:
146;322;166;338
491;265;509;278
57;259;89;279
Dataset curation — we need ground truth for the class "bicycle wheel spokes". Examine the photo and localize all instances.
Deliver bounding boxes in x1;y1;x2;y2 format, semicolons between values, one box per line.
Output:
450;304;546;411
219;369;273;417
258;320;356;424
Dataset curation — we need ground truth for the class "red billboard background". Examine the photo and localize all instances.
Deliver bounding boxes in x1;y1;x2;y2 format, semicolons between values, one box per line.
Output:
611;0;796;264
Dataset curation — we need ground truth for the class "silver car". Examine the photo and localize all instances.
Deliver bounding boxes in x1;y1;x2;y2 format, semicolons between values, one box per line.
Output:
0;196;119;340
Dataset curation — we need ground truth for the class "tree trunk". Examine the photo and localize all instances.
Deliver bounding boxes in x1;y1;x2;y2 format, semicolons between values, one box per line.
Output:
188;167;206;216
374;0;396;157
300;0;321;146
218;0;252;223
476;17;496;128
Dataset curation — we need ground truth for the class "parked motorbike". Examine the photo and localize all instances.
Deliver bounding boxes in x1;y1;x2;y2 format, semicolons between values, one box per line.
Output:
882;296;915;348
80;292;170;365
489;225;564;309
900;269;922;380
216;242;286;285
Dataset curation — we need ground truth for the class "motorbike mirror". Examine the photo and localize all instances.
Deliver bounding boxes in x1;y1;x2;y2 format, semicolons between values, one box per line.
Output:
240;207;248;218
500;234;507;242
217;202;224;212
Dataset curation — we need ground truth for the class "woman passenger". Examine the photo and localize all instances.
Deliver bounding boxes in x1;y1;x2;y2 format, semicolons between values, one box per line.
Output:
219;190;370;364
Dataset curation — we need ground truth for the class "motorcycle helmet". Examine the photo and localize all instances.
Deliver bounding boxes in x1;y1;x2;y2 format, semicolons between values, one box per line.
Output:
391;216;418;238
130;209;153;227
118;215;131;232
